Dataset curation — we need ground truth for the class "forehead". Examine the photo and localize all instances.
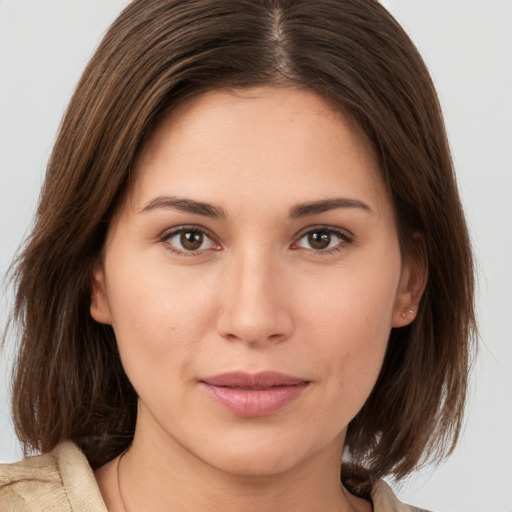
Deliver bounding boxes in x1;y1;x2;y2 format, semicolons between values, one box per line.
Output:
128;86;388;215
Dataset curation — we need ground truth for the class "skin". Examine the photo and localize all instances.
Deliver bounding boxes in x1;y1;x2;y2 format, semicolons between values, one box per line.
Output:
91;86;425;512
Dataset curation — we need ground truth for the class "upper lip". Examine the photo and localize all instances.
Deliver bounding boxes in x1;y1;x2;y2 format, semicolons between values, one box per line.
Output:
201;371;308;388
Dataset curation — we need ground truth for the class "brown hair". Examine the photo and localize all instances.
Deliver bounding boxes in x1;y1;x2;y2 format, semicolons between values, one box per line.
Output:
4;0;475;498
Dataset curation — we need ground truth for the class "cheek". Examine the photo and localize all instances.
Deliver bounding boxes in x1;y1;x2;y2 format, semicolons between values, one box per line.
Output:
104;258;219;385
294;259;400;408
297;257;400;342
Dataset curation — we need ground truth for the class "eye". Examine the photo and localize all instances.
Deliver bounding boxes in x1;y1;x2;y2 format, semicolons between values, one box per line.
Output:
294;227;352;253
162;227;219;255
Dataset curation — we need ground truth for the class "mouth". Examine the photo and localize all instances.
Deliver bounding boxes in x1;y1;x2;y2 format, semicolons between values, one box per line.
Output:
200;371;310;417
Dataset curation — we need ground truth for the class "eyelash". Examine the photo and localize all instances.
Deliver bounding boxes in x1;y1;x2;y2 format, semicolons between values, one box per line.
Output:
159;226;220;257
293;225;354;256
159;225;354;257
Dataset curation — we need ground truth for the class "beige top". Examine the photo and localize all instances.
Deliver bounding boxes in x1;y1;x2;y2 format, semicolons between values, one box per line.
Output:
0;441;428;511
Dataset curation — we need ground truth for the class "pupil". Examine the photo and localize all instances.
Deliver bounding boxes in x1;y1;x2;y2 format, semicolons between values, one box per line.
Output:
308;231;331;250
181;231;203;250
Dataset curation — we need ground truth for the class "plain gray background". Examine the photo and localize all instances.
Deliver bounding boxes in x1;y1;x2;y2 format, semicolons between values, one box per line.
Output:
1;1;511;511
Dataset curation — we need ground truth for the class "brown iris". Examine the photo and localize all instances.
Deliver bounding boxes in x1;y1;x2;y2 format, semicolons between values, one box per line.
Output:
180;231;204;250
308;231;332;250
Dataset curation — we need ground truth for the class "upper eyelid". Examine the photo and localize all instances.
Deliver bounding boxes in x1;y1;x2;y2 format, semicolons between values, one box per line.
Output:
160;224;217;241
293;224;354;241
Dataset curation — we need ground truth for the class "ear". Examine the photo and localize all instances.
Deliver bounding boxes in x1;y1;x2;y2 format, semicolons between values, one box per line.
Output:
90;262;113;324
391;239;428;328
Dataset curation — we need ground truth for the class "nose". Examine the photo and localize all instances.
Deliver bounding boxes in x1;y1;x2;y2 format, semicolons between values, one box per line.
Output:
216;250;294;346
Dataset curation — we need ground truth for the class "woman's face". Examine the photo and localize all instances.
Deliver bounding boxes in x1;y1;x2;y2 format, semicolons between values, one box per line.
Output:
92;86;418;476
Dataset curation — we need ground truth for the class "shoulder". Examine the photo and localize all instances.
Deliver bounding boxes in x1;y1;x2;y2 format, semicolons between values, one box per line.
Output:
372;480;433;512
0;441;106;512
0;447;66;511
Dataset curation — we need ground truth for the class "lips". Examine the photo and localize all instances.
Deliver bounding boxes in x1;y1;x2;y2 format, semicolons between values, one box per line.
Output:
200;371;309;417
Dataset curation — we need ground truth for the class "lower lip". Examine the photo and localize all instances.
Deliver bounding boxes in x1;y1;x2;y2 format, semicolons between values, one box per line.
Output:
201;382;308;417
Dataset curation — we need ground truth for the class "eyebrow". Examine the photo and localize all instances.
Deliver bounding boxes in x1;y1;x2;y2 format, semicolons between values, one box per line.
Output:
141;195;372;219
289;197;373;218
141;196;226;218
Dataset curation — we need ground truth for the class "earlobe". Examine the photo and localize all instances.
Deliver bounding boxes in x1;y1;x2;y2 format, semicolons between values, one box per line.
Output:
392;244;428;328
90;263;113;325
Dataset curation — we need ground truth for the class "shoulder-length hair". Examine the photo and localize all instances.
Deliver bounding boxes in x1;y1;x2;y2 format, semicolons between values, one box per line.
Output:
5;0;475;498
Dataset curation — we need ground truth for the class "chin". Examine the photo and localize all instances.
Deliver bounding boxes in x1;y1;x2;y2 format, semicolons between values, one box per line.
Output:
208;449;303;478
195;427;339;479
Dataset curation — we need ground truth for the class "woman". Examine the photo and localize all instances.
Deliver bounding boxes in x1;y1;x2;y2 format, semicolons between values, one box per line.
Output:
0;0;475;511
